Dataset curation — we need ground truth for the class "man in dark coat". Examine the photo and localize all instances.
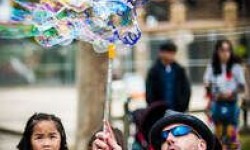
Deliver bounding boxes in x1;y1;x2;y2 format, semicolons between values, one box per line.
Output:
146;42;191;112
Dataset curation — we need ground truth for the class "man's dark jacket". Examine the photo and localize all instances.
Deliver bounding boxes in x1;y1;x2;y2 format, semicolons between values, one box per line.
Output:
146;60;191;112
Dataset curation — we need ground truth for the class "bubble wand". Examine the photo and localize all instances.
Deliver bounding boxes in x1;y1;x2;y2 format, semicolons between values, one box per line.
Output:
103;43;116;132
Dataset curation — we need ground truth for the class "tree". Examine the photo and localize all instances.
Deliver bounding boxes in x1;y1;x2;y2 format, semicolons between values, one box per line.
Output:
75;41;108;150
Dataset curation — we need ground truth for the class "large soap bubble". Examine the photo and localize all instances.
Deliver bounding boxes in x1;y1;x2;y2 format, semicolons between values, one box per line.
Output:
1;0;147;52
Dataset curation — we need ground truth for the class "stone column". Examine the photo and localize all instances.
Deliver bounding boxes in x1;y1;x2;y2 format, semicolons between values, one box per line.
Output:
223;0;238;27
137;7;146;27
223;1;239;44
170;0;186;25
173;30;194;67
134;36;149;78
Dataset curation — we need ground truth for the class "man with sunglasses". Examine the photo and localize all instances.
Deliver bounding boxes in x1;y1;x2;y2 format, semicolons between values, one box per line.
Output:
150;110;222;150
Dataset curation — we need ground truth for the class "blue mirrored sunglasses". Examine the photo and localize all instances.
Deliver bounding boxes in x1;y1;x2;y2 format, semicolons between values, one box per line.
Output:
161;125;200;141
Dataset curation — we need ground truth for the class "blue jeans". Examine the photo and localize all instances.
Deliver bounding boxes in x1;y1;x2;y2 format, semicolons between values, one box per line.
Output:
211;100;240;126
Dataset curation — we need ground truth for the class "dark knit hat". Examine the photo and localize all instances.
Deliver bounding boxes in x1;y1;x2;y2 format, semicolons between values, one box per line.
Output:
159;42;177;52
149;110;216;150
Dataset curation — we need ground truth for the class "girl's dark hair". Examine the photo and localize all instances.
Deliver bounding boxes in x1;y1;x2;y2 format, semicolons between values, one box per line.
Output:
212;39;241;75
17;113;68;150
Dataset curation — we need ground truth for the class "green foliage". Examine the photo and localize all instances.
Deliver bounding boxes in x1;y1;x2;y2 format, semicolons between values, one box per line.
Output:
241;135;250;150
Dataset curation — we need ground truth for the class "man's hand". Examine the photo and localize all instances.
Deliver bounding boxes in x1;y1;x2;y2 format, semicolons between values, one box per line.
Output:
92;121;122;150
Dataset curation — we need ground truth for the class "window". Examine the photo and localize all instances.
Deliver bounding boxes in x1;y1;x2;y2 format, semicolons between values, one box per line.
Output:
186;0;222;20
145;0;170;22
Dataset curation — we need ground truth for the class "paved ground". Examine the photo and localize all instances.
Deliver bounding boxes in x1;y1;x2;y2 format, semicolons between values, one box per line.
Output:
0;132;20;150
0;85;249;150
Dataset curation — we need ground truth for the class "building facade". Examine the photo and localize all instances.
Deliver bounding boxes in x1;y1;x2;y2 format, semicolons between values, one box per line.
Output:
134;0;250;83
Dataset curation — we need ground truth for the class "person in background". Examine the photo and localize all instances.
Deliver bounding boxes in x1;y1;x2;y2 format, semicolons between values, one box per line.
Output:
17;113;68;150
204;39;245;149
149;110;222;150
132;101;167;150
146;42;191;112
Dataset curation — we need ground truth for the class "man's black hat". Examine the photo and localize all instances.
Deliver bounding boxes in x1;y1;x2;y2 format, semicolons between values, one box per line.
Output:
149;110;216;150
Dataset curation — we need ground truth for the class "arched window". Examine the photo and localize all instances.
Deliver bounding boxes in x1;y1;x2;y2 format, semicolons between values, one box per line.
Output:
237;0;250;18
186;0;222;20
145;0;170;22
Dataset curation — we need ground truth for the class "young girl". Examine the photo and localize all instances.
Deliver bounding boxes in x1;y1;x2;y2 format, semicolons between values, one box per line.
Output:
204;39;245;150
17;113;68;150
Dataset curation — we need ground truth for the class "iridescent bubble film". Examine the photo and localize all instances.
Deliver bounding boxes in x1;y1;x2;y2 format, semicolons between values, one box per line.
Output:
0;0;147;52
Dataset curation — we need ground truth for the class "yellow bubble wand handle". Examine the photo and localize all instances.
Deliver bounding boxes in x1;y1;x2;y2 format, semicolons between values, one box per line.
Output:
108;44;116;59
103;44;116;132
